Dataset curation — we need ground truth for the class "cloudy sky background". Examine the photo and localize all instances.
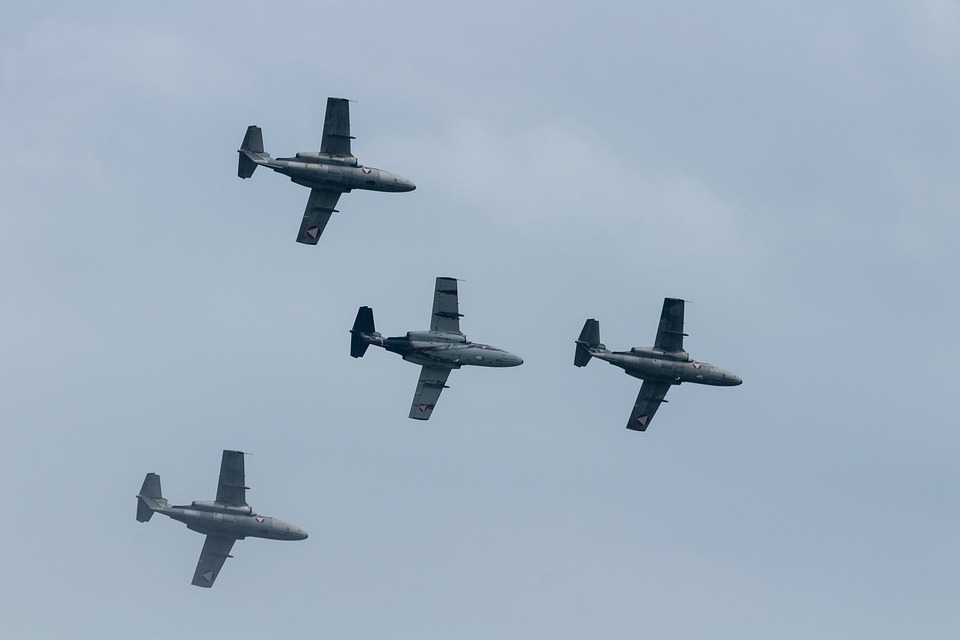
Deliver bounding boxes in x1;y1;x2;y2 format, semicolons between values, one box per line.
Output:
2;2;959;638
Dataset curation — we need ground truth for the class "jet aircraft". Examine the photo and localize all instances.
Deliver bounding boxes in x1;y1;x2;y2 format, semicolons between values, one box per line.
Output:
350;277;523;420
237;97;415;245
136;450;307;588
574;298;741;431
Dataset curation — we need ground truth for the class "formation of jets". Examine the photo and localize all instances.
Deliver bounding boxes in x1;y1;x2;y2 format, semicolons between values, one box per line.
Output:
138;97;742;588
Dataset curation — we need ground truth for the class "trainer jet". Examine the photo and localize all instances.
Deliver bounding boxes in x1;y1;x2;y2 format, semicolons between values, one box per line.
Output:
351;277;523;420
574;298;741;431
136;450;307;588
238;97;415;245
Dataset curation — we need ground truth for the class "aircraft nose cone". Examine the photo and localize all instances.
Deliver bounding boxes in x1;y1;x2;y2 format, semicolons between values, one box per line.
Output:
729;373;743;386
295;527;308;540
402;177;416;191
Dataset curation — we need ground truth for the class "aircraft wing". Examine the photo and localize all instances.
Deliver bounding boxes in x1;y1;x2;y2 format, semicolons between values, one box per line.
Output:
320;97;353;157
216;450;248;507
297;188;342;245
653;298;687;353
191;535;237;588
430;277;462;333
409;366;452;420
626;380;671;431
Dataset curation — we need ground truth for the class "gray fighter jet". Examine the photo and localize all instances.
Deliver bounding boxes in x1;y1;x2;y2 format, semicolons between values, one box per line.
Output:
351;277;523;420
136;450;307;588
575;298;741;431
238;97;415;244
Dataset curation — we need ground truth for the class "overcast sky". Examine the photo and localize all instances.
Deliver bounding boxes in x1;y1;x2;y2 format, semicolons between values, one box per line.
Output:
2;2;959;638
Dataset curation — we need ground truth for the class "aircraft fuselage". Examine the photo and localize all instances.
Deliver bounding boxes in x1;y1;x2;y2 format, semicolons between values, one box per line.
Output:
373;333;523;368
592;349;741;386
155;503;307;541
267;154;415;193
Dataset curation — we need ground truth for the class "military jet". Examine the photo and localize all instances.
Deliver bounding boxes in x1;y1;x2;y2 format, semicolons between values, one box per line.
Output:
136;450;307;588
238;97;415;245
574;298;741;431
351;277;523;420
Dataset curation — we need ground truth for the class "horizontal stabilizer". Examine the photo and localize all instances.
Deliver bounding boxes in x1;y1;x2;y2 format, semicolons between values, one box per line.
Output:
238;153;258;179
136;498;155;522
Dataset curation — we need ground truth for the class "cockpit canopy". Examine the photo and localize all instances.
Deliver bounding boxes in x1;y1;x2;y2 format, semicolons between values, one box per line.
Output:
294;152;358;167
406;330;467;343
190;501;256;516
629;347;691;362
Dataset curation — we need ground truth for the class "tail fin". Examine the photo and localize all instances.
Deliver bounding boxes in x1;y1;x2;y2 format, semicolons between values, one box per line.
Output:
238;125;266;178
574;319;602;367
350;306;378;358
136;473;168;522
